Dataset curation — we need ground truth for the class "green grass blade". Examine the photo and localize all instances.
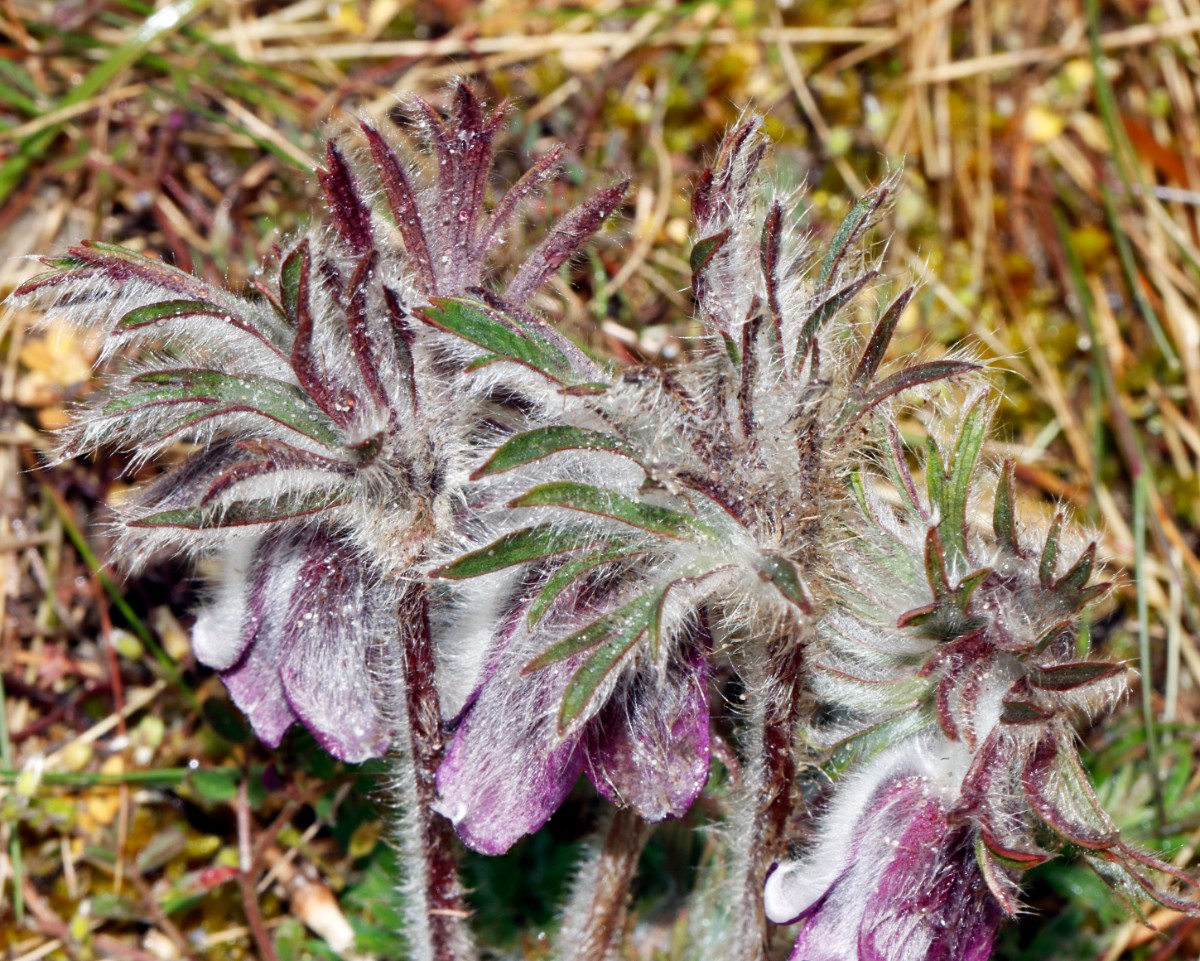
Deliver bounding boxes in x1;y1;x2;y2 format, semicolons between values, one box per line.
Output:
0;0;210;207
0;675;23;922
44;485;196;707
1134;475;1167;828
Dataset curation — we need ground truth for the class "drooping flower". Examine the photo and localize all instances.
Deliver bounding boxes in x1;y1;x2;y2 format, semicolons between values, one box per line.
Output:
428;118;977;854
765;398;1200;959
765;750;1005;961
434;598;711;854
10;83;626;761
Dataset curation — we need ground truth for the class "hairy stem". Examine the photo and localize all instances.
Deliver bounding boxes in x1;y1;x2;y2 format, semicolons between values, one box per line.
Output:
394;587;475;961
762;642;807;850
556;807;654;961
723;637;807;961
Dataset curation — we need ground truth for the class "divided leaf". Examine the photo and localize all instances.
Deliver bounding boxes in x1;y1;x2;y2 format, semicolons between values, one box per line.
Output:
507;179;629;306
434;526;593;579
473;426;636;478
690;229;731;281
524;590;661;676
795;272;877;372
510;482;708;539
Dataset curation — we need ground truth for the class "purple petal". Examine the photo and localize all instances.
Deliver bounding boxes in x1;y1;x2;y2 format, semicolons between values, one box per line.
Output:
220;595;299;749
279;535;396;763
783;778;913;960
859;793;1002;961
435;624;587;854
777;765;1005;961
213;527;396;762
217;531;300;745
584;645;710;821
222;657;297;747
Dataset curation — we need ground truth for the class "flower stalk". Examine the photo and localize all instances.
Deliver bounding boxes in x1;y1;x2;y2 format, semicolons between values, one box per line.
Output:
395;588;475;961
555;808;654;961
716;631;809;961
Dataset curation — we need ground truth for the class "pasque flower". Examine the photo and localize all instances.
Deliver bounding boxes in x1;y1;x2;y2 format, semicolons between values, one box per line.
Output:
764;399;1200;959
12;84;624;763
11;84;628;961
433;599;712;854
429;117;976;858
765;750;1005;961
16;85;1197;961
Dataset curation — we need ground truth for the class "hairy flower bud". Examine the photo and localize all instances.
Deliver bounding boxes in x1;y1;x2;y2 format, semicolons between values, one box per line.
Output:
765;752;1005;961
766;398;1200;959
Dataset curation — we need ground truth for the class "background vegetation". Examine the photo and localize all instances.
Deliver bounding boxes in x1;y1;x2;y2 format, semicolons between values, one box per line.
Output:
2;0;1200;957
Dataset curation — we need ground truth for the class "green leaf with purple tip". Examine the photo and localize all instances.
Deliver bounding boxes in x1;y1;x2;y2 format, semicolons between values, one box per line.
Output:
689;229;731;277
528;543;646;626
510;482;709;539
117;300;223;330
418;297;573;382
994;459;1020;554
434;526;593;579
105;369;341;447
940;399;989;567
795;272;877;368
819;187;886;285
130;488;347;529
473;427;637;478
524;590;660;676
1040;514;1063;588
557;595;659;730
1029;661;1123;692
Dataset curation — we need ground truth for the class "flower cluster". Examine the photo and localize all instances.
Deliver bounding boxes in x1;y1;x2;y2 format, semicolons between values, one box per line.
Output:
12;86;1198;961
764;399;1200;959
430;117;975;863
12;84;625;960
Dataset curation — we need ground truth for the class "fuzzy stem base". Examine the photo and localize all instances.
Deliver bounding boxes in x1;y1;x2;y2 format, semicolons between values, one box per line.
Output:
722;639;807;961
555;808;654;961
393;588;475;961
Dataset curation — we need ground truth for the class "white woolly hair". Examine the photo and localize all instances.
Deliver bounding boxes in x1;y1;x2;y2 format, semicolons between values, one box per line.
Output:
763;735;969;925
